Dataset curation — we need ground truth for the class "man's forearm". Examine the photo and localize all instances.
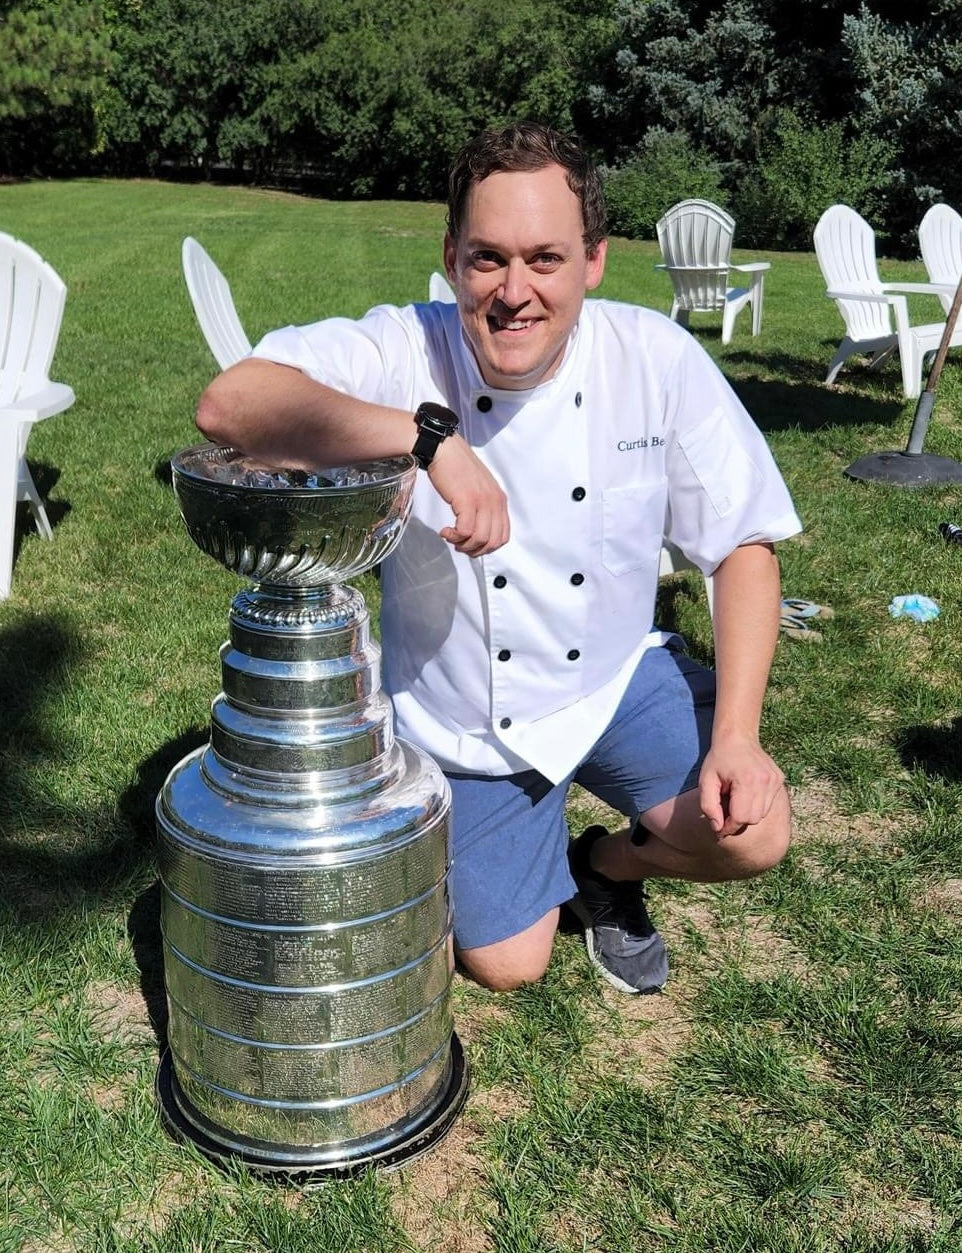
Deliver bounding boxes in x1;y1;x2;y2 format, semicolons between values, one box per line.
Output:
709;542;782;744
195;357;512;555
195;358;417;468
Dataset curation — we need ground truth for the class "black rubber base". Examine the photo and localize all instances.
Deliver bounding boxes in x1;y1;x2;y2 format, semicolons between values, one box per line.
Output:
155;1035;469;1183
844;451;962;486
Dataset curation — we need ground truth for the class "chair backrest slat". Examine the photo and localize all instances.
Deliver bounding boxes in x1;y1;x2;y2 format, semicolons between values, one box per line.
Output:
182;237;252;369
919;203;962;315
0;232;68;407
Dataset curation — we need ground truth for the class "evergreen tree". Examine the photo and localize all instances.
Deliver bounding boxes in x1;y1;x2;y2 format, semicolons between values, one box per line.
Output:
0;0;111;175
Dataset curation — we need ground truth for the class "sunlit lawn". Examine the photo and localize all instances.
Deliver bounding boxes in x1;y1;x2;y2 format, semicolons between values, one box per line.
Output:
1;177;961;1252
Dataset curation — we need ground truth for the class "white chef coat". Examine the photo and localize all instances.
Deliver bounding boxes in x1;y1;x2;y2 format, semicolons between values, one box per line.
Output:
252;299;802;784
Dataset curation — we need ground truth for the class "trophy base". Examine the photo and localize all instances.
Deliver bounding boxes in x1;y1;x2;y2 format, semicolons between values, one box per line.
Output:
155;1035;469;1183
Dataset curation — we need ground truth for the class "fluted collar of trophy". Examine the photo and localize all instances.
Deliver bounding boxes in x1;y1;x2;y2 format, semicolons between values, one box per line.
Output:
171;443;417;596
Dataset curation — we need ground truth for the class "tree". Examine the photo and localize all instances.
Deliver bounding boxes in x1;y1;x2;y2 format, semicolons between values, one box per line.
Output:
841;2;962;248
0;0;112;176
97;0;614;198
587;0;959;250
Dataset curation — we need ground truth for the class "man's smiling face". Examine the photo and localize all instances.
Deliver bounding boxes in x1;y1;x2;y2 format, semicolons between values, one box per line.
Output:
443;163;607;392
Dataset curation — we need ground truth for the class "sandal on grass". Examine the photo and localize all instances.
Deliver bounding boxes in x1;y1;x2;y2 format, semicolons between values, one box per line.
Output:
781;598;834;620
779;611;823;642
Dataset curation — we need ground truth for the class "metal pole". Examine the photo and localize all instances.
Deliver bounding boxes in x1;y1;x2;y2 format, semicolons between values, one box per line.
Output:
905;271;962;455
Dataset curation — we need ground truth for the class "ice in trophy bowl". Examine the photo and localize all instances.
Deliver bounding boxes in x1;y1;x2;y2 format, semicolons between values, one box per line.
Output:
156;441;467;1180
170;442;418;587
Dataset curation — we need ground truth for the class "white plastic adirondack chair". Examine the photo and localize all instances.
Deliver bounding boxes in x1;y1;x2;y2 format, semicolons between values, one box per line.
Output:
182;236;252;369
428;271;455;302
655;199;769;345
919;203;962;315
426;273;713;613
813;204;962;399
0;231;75;599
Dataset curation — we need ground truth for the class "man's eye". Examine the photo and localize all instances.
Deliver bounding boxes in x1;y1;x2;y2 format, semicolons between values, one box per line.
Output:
532;254;561;270
472;252;502;270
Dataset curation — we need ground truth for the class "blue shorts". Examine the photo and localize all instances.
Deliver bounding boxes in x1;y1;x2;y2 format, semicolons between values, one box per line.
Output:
445;642;715;949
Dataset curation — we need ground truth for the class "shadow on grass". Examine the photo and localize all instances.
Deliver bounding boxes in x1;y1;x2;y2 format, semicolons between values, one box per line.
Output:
674;326;909;434
722;354;907;435
8;462;71;570
654;576;714;667
128;878;168;1048
895;718;962;783
0;608;213;1041
0;612;207;1042
153;454;175;487
0;601;206;913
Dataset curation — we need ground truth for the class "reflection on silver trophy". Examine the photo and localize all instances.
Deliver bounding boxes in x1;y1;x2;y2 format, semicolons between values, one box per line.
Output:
155;443;468;1179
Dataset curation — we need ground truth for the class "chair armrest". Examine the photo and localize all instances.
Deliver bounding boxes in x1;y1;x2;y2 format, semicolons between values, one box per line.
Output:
882;281;956;297
0;381;75;423
825;288;901;305
730;262;771;273
654;264;729;274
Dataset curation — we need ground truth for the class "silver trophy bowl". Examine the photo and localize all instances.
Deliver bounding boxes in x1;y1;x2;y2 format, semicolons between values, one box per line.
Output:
170;443;417;586
156;443;467;1180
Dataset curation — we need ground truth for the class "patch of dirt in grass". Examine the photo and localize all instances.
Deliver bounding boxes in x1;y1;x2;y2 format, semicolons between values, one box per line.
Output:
85;981;157;1108
586;985;693;1089
580;890;807;1093
832;1178;940;1244
664;894;809;982
87;980;155;1044
921;876;962;914
789;776;903;852
389;986;530;1249
734;910;811;977
391;1104;491;1253
451;988;509;1048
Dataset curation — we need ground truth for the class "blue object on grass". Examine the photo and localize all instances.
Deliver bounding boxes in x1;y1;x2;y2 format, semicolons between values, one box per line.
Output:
888;594;940;622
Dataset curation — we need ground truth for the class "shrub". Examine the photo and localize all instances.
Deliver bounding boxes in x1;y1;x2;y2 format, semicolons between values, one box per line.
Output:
601;128;724;241
730;108;895;251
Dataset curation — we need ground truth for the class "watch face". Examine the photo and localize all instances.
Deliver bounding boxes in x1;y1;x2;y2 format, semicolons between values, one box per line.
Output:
417;403;459;435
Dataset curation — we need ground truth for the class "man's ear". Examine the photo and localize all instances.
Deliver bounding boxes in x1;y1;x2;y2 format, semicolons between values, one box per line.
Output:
585;238;608;292
443;232;458;283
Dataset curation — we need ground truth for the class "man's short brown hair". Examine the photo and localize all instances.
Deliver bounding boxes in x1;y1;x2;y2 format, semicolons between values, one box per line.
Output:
447;122;607;255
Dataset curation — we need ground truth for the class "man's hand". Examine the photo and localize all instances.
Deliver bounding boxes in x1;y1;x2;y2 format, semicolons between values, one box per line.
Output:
698;734;785;839
428;435;510;555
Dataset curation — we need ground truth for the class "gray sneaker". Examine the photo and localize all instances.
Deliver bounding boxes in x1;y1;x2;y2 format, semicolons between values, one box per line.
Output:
568;825;668;994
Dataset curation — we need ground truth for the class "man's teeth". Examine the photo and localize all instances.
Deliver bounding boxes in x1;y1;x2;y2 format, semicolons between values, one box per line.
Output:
496;319;530;330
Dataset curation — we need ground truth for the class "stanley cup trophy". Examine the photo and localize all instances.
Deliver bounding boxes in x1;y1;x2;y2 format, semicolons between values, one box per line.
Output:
155;443;468;1178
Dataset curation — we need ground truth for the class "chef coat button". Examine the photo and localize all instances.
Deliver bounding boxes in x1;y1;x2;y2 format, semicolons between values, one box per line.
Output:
477;395;492;412
571;486;586;501
498;649;511;662
567;649;581;661
570;572;585;586
493;574;507;589
575;391;583;407
499;716;512;729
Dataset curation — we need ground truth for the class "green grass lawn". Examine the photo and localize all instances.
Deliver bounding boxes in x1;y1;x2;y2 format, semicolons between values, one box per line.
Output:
1;178;962;1252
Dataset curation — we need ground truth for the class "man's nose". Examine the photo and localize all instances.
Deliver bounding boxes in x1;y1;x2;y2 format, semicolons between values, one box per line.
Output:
498;259;530;309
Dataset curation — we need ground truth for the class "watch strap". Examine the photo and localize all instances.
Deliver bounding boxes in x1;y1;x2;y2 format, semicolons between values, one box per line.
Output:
413;403;459;469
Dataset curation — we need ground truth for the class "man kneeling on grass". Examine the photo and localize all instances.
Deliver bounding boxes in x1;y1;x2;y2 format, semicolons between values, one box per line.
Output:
195;121;802;995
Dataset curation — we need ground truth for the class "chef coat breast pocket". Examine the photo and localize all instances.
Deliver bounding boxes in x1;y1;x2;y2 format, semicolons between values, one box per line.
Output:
602;481;666;575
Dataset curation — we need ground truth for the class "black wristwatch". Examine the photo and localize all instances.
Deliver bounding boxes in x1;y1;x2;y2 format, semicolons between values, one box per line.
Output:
412;402;459;469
